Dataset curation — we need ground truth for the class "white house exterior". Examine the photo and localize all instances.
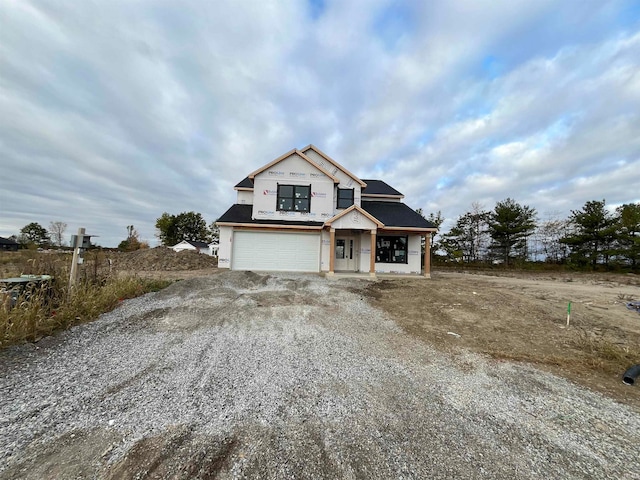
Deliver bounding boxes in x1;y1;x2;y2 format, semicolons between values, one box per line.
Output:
217;145;437;276
171;240;212;255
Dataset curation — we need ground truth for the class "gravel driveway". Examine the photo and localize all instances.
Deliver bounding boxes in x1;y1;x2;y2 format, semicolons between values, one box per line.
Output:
1;271;639;479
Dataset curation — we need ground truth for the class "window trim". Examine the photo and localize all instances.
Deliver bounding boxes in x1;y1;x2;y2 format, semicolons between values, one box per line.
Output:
277;184;311;212
375;235;408;264
337;188;354;209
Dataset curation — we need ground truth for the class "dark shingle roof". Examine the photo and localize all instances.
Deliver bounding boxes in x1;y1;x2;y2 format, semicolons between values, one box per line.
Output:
0;237;18;245
235;177;254;189
187;241;210;248
361;201;436;229
217;204;324;227
360;180;403;197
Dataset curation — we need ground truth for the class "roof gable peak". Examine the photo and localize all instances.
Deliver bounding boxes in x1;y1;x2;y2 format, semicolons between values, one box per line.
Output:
248;148;340;183
324;204;384;227
300;145;367;187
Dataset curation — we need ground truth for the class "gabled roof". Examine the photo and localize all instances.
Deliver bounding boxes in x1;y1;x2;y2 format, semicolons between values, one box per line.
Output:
248;149;340;183
361;180;404;197
300;144;367;187
324;204;384;227
234;177;254;190
217;204;324;227
361;201;436;230
187;240;210;249
173;240;210;249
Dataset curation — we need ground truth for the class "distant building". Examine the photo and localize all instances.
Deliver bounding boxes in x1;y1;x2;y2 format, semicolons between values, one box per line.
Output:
0;237;19;252
170;240;213;255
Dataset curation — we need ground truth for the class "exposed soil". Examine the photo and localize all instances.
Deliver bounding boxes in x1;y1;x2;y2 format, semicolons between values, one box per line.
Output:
110;247;218;272
366;270;640;409
1;269;640;479
0;248;218;279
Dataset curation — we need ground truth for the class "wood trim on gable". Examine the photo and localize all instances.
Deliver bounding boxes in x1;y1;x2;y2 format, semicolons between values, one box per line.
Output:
247;149;340;183
324;204;384;227
300;144;367;187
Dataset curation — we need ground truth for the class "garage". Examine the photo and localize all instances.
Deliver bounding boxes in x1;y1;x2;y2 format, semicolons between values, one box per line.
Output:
231;230;321;272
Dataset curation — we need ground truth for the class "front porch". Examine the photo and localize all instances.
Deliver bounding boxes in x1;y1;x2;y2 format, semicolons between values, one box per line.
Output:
323;227;432;278
322;271;431;280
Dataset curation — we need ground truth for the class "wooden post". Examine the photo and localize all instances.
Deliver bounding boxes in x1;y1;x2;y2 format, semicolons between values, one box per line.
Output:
370;230;376;276
328;228;336;275
424;232;431;278
68;227;85;292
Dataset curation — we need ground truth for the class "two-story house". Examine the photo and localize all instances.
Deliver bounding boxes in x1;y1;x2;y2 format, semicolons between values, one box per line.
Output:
216;145;437;276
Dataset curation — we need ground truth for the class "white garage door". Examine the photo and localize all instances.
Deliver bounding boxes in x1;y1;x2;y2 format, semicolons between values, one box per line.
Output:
232;231;320;272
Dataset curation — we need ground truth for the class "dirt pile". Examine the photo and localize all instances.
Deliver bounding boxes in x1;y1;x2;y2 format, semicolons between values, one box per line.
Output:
111;247;218;271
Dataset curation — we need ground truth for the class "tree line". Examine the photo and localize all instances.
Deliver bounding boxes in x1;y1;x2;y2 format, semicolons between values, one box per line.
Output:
6;221;68;248
427;199;640;270
5;211;219;252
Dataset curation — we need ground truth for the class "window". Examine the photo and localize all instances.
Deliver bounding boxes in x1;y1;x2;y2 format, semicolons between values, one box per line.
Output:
337;188;354;209
376;235;408;264
277;184;310;212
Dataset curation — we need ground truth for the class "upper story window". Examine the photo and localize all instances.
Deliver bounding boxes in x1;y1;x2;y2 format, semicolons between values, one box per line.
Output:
277;184;310;212
337;188;354;209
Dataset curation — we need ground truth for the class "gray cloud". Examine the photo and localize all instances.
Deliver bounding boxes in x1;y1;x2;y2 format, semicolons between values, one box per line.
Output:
1;0;638;245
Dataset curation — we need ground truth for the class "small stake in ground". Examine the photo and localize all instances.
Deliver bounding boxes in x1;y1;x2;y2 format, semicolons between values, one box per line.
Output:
566;301;572;327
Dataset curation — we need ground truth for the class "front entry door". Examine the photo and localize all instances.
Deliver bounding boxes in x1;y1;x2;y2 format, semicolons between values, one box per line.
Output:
335;236;357;271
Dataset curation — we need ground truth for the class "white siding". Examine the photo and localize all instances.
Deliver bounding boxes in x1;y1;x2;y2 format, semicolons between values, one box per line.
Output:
359;232;373;272
218;226;233;269
320;230;331;271
236;191;253;204
304;149;362;207
252;153;335;222
330;210;377;230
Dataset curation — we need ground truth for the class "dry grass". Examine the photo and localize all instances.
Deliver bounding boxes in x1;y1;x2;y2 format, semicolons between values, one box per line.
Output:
0;251;171;348
366;272;640;409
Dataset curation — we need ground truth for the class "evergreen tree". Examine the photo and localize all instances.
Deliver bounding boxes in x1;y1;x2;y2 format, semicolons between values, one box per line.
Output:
561;200;616;269
487;198;537;265
19;222;50;247
615;203;640;269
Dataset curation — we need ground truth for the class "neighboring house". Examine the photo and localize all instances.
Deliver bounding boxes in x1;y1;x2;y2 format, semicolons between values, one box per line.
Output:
209;242;219;257
0;237;19;252
170;240;212;255
216;145;437;276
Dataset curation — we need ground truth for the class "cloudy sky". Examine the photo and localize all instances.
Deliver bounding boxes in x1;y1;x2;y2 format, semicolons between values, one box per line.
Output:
1;0;639;247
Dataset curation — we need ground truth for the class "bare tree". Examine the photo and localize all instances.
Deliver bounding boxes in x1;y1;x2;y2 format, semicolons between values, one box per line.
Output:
533;212;571;263
441;203;490;262
48;221;67;247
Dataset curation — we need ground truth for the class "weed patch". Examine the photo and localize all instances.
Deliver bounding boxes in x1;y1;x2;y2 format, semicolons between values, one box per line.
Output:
0;251;172;348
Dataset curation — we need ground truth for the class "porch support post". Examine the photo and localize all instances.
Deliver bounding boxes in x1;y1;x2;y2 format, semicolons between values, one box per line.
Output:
424;232;431;278
369;230;376;276
328;228;336;275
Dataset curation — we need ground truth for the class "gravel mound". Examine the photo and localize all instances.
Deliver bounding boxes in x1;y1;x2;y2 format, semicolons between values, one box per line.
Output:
1;271;638;479
112;247;218;271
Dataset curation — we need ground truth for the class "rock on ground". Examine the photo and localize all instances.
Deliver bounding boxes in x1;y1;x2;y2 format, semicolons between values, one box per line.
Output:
0;271;638;479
